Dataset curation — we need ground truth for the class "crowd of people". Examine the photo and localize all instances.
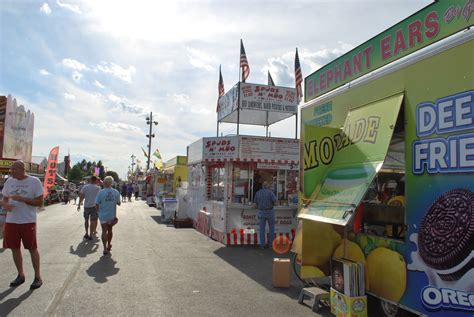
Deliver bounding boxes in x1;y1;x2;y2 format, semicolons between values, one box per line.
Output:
0;161;136;290
43;180;141;206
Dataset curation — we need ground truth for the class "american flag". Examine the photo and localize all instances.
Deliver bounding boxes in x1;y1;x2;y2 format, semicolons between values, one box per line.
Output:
267;71;275;86
217;65;225;112
240;39;250;83
295;48;303;103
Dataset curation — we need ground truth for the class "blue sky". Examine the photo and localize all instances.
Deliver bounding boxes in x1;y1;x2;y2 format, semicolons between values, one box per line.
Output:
0;0;431;178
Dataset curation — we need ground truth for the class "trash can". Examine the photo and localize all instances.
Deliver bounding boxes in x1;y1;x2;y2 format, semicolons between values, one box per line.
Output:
162;198;177;223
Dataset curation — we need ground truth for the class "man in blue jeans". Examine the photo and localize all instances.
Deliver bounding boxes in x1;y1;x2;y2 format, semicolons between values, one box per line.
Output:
253;181;277;249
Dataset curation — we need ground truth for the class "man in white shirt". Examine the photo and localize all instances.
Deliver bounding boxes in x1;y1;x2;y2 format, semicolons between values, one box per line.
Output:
77;176;101;240
2;161;44;290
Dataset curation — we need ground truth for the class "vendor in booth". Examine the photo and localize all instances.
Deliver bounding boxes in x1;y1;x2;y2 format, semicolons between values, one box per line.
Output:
252;173;263;201
253;181;278;249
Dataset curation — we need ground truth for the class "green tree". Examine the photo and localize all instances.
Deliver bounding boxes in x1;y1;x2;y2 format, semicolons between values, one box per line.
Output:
105;171;120;183
68;164;85;183
86;161;93;174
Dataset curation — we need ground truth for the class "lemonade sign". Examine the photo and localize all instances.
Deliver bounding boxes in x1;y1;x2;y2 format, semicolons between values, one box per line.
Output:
299;94;403;225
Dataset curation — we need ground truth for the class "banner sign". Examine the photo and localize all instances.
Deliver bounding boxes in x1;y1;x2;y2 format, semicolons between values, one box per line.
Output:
217;83;298;122
2;95;35;162
203;136;239;161
406;89;474;315
239;136;299;162
240;83;297;113
227;207;296;234
0;158;15;173
256;162;298;170
305;0;474;101
217;84;239;121
299;93;403;225
43;146;59;198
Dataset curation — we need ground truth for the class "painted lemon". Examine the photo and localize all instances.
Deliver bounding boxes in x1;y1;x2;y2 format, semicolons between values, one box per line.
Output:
366;247;406;302
300;265;326;279
301;221;342;267
332;239;366;264
333;239;368;289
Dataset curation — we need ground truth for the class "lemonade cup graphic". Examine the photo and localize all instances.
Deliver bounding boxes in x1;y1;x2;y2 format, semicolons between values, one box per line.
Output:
319;165;370;203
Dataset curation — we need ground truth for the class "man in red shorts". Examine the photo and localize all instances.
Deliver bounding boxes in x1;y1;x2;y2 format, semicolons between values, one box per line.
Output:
2;161;44;290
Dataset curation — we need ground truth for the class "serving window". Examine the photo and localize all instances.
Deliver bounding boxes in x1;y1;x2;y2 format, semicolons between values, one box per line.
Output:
209;163;225;201
359;105;406;241
231;162;299;205
299;93;405;228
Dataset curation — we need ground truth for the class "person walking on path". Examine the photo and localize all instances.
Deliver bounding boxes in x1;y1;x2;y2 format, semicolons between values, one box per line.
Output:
77;176;101;240
133;183;139;200
0;191;6;245
95;176;121;255
2;161;44;290
126;183;133;202
121;183;127;203
253;181;278;250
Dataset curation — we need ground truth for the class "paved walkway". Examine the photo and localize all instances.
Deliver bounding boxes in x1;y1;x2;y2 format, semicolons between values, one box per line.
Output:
0;200;331;316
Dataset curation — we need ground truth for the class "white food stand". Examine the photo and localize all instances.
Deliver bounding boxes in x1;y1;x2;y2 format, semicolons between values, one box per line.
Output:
186;81;300;245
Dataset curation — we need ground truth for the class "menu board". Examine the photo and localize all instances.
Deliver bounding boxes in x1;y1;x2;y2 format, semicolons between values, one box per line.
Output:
239;136;299;162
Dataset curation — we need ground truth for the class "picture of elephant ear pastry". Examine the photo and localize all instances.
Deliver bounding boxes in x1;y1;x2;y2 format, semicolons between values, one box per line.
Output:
418;188;474;281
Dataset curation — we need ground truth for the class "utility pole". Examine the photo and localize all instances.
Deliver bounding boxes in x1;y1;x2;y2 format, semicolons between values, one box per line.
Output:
146;112;158;171
130;154;136;173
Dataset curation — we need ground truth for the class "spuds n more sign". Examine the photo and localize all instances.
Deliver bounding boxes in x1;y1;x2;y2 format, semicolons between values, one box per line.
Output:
304;116;381;171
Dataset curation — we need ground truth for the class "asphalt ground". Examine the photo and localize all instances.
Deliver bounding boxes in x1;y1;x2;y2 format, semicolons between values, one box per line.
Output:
0;200;331;316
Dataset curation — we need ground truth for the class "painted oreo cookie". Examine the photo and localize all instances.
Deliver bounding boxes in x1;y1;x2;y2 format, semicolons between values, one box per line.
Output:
418;188;474;281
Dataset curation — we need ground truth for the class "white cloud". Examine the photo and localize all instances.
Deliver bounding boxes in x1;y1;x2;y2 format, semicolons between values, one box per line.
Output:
186;47;214;72
40;3;51;15
97;62;136;83
72;70;82;82
92;122;141;133
121;103;146;114
39;69;50;75
302;43;354;71
81;1;235;43
263;57;292;87
62;58;88;71
171;93;190;106
107;94;146;114
108;94;124;103
94;80;105;88
56;0;81;14
63;92;76;100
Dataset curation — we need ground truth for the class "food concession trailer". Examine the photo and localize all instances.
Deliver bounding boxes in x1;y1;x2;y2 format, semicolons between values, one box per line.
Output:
187;81;300;245
295;1;473;316
187;135;299;245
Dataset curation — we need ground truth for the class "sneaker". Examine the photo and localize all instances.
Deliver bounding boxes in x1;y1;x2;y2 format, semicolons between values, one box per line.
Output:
83;234;90;240
30;278;43;290
10;275;25;287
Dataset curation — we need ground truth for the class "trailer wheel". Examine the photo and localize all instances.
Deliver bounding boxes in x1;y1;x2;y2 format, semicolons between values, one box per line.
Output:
380;299;398;317
368;295;421;317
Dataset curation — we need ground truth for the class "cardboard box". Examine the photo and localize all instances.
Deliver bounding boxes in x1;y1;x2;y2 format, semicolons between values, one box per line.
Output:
273;258;291;288
330;288;367;317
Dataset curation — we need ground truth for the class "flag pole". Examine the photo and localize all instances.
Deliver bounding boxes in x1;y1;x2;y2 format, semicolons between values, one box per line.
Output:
217;65;220;137
237;40;241;136
295;108;298;139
